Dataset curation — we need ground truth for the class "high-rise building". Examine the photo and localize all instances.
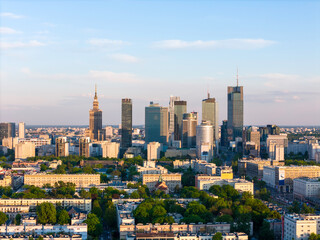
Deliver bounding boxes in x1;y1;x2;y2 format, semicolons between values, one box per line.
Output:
267;134;288;161
220;120;228;147
18;122;25;139
102;142;120;158
267;125;280;135
79;137;90;158
147;142;162;160
88;85;104;141
145;102;169;145
121;98;132;150
202;93;219;146
227;75;243;141
182;113;197;148
55;137;69;157
174;101;187;141
0;123;15;144
169;96;180;137
196;121;214;161
15;142;35;160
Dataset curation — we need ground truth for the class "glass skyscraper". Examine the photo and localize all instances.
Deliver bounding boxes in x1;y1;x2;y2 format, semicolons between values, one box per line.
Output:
227;86;243;140
174;100;187;141
121;98;132;149
145;102;168;144
202;93;219;146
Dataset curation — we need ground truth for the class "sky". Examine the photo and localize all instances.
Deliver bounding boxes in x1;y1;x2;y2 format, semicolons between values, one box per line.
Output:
0;0;319;126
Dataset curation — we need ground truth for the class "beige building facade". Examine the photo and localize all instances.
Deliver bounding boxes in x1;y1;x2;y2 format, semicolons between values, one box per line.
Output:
142;173;182;192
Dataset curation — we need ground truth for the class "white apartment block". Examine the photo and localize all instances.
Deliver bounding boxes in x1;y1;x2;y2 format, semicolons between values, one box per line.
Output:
293;178;320;200
137;160;168;176
102;141;120;158
0;198;92;212
267;134;288;161
15;142;36;160
222;232;248;240
0;224;87;240
19;138;52;147
147;142;162;160
284;214;320;240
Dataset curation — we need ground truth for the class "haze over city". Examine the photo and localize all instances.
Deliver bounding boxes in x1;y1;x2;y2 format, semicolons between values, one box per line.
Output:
1;1;319;125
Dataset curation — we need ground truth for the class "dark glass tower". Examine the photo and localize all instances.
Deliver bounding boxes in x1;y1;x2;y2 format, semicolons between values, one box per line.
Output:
227;85;243;140
0;122;15;144
121;98;132;149
174;100;187;141
145;102;168;144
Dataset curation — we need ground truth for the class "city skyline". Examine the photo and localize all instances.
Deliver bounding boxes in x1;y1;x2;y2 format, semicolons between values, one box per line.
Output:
1;1;319;125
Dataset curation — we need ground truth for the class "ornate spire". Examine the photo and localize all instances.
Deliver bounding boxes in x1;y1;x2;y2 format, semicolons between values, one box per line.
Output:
93;84;99;109
94;84;98;100
236;67;239;87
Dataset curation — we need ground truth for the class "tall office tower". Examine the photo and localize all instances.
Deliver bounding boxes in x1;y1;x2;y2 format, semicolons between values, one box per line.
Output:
55;137;69;157
121;98;132;150
88;85;104;141
79;137;90;158
0;123;15;143
174;101;187;141
267;125;280;135
243;127;260;156
169;96;180;137
145;102;169;145
259;126;269;142
227;74;243;141
18;122;25;139
182;113;197;148
267;134;288;161
220;120;228;147
196;121;214;161
202;93;219;146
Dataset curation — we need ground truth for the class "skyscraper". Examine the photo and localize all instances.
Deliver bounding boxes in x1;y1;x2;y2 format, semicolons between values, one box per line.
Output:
55;137;69;157
196;121;214;161
145;102;168;145
79;137;90;158
168;96;180;137
18;122;25;139
121;98;132;150
202;93;219;146
182;113;197;148
174;100;187;141
0;123;15;144
227;74;243;141
88;85;104;141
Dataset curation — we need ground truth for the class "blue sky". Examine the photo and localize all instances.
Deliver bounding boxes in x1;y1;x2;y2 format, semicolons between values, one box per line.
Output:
1;0;319;125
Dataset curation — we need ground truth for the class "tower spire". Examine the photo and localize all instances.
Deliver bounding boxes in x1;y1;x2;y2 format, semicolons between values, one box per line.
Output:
236;67;239;87
94;84;97;99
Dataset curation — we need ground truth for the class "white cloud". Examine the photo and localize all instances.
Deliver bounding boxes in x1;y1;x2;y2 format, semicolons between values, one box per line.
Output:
0;27;21;34
88;38;130;48
260;73;300;80
21;67;31;74
89;70;140;83
0;40;46;49
0;12;24;19
110;53;139;63
153;38;276;49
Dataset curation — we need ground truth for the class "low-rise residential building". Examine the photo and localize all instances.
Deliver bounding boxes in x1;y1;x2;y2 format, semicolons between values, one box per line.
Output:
222;232;248;240
283;214;320;240
137;160;168;176
0;198;92;212
142;173;182;192
0;175;12;187
24;173;100;188
263;165;320;192
293;178;320;200
0;224;87;240
216;166;233;179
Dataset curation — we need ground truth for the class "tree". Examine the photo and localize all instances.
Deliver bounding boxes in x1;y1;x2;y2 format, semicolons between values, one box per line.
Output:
40;164;48;172
37;202;56;224
130;191;140;199
15;214;21;225
216;214;233;223
57;209;70;225
212;232;222;240
0;211;8;225
308;233;319;240
259;221;274;240
92;200;102;218
84;213;103;238
104;205;117;230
